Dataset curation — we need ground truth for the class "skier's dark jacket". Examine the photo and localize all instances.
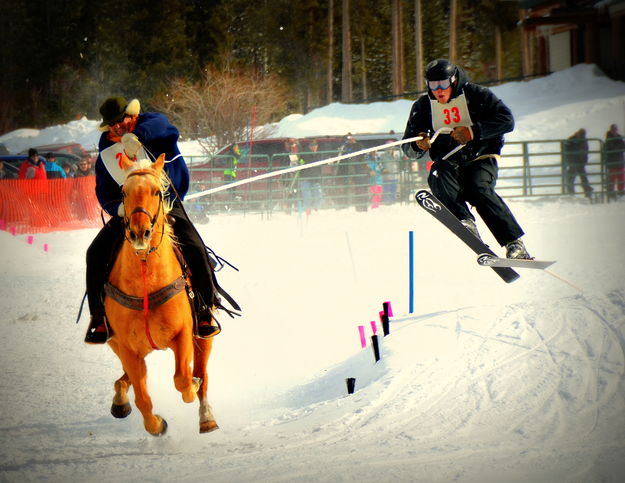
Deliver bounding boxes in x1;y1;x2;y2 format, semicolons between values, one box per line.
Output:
402;66;514;164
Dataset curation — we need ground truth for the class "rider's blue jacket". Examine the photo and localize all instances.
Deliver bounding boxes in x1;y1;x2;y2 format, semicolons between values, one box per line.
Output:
95;112;189;216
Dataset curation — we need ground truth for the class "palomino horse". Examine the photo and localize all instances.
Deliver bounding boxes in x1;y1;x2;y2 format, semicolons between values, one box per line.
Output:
104;153;217;435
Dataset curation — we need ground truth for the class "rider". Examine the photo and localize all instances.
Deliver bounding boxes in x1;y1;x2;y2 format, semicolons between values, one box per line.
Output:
84;96;238;344
402;59;530;259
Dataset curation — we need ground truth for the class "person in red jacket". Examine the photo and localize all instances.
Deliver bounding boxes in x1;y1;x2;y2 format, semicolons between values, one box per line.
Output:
18;148;47;180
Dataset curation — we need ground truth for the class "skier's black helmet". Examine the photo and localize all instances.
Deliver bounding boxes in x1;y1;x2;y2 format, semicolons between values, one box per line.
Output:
425;59;457;81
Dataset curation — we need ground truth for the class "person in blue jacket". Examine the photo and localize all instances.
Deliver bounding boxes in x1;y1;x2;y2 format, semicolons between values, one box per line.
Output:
84;96;236;343
402;59;530;259
43;153;67;179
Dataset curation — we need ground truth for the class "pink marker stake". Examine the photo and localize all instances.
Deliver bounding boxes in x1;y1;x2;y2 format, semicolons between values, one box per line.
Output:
43;243;49;252
27;235;34;245
370;320;377;335
10;226;16;236
384;300;394;317
358;325;366;348
0;220;4;230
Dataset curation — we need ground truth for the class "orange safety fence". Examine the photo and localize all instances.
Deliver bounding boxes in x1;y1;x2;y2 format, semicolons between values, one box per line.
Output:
0;177;107;234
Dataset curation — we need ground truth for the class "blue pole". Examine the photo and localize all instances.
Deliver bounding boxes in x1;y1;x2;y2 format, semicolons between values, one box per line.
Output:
409;230;414;313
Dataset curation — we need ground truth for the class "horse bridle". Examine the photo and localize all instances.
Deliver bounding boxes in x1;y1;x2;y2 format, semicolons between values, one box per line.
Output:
122;169;166;255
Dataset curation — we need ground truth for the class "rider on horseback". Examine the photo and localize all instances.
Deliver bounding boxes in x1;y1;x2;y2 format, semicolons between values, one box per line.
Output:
85;96;238;344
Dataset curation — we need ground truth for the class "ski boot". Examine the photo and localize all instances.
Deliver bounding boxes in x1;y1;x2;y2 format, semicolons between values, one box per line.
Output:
505;238;531;259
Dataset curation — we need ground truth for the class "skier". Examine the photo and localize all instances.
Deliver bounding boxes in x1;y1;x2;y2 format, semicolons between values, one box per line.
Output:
84;96;238;344
402;59;530;259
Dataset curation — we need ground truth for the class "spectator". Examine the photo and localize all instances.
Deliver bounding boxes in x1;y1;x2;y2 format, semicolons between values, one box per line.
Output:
367;151;384;209
43;153;67;179
0;160;16;179
338;134;368;211
298;139;323;211
74;158;94;177
222;143;241;210
563;128;593;199
18;148;47;180
62;162;75;178
604;124;625;200
381;140;400;203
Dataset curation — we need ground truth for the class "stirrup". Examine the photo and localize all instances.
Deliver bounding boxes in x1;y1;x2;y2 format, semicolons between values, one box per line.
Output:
85;315;112;344
195;319;221;339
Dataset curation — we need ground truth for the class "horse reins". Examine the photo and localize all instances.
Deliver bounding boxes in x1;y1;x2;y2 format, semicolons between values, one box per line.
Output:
122;169;166;257
123;168;166;350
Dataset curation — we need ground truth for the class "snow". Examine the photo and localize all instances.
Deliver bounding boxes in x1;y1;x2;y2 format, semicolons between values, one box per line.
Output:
1;64;625;482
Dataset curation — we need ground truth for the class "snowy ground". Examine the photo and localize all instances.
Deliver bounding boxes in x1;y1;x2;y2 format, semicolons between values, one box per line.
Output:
1;64;625;482
1;197;624;482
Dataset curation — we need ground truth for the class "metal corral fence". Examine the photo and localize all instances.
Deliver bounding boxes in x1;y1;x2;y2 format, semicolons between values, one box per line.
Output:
185;138;615;219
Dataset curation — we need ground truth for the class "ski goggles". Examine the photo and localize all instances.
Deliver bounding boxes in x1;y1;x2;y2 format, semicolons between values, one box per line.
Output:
428;76;455;91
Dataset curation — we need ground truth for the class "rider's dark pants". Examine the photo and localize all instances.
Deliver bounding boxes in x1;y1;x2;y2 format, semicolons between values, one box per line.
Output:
86;200;215;318
428;156;524;247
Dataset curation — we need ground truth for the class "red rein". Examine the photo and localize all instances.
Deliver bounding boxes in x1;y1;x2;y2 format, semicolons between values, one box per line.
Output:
141;260;159;350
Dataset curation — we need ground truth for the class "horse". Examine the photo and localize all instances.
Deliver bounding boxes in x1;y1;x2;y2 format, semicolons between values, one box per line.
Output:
104;153;217;435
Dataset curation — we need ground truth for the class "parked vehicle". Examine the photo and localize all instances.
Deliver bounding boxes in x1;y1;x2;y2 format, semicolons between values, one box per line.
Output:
18;142;91;159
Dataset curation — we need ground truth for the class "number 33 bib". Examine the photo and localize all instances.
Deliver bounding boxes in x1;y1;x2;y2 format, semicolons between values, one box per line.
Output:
430;93;473;131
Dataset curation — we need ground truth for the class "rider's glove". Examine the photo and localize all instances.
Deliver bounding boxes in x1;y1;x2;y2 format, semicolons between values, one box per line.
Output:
416;132;431;151
451;126;473;145
121;133;142;159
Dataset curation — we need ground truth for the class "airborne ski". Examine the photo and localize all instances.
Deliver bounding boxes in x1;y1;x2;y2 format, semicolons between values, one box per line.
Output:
415;190;520;283
477;253;555;270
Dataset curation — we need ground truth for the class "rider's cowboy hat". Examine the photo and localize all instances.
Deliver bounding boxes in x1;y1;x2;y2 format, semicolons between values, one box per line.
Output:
99;97;140;130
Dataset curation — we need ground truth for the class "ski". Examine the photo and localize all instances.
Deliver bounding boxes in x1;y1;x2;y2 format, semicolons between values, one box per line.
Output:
415;190;520;283
477;253;555;270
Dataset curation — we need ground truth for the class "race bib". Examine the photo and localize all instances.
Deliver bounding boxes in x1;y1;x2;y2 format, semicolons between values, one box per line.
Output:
100;143;149;186
430;93;473;131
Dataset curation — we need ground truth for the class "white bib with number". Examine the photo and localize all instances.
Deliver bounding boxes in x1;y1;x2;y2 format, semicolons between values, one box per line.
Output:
430;92;473;131
100;143;149;186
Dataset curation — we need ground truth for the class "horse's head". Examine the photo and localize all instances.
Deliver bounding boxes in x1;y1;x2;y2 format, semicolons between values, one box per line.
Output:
120;153;171;254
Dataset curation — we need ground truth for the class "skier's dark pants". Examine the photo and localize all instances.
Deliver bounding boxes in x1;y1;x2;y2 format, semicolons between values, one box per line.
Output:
428;156;524;246
86;199;214;318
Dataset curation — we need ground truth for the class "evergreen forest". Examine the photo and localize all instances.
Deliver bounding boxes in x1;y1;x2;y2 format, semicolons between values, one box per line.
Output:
0;0;521;136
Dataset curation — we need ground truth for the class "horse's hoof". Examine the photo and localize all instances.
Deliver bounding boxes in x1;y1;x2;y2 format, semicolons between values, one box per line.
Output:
111;403;132;419
149;418;168;436
199;420;219;433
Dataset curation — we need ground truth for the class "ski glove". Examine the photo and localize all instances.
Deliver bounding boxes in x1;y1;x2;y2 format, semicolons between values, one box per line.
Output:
121;132;142;159
416;132;431;151
451;126;473;145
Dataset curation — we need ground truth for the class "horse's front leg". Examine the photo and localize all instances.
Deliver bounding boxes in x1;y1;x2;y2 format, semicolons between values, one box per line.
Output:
119;346;167;436
194;337;218;433
172;330;199;403
107;340;132;418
